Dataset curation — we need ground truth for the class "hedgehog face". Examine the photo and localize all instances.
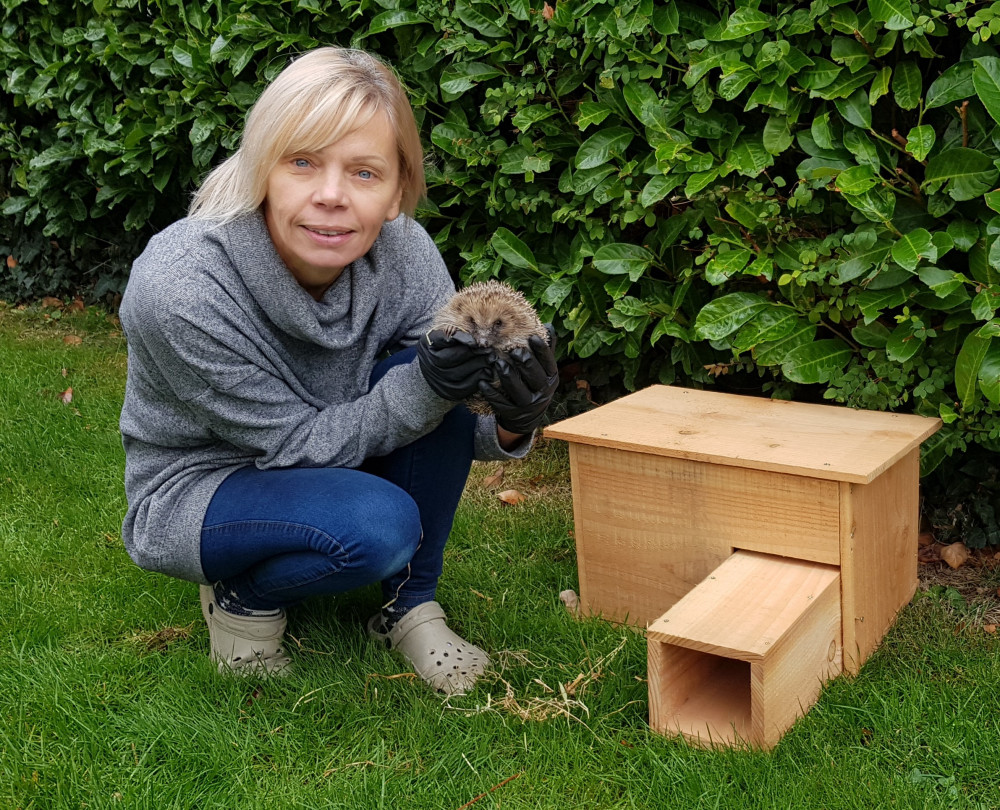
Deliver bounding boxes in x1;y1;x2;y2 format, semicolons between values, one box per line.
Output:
466;311;508;347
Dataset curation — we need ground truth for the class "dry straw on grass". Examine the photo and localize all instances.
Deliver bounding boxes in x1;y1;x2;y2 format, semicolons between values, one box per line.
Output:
448;636;633;727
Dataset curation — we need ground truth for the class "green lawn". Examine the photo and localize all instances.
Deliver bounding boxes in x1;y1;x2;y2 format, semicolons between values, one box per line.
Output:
2;301;999;809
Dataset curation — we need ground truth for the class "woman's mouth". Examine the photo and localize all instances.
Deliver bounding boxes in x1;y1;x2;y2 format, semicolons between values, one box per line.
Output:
306;226;351;237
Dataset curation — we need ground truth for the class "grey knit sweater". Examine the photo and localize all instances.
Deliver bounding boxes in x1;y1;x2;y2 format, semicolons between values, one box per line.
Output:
119;211;521;584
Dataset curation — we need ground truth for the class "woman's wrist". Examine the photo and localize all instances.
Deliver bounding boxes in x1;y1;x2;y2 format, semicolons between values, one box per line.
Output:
496;425;528;451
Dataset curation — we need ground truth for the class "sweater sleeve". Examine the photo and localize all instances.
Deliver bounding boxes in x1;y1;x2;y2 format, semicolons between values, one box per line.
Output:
143;309;453;470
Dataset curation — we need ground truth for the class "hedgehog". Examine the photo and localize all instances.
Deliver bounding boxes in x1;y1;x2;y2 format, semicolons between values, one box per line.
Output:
430;279;548;416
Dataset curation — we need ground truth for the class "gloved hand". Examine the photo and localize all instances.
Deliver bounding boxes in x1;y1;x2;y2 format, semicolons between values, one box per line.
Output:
417;329;494;401
478;326;558;435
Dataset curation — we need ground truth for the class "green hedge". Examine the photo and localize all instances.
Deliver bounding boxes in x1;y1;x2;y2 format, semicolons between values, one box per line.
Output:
8;0;1000;489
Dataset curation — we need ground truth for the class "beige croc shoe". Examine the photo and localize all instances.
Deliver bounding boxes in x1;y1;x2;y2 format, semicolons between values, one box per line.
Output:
367;601;490;695
200;585;292;677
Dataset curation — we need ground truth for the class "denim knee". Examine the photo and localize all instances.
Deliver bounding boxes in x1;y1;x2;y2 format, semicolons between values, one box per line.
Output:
349;490;423;582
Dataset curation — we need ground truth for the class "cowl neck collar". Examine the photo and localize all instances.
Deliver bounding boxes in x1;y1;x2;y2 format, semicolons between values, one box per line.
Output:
224;210;380;349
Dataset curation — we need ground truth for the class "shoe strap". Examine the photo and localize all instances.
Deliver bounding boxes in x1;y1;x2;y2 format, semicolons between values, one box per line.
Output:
386;601;446;647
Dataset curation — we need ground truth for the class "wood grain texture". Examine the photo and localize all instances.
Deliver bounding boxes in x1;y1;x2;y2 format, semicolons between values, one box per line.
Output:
549;385;939;747
840;447;921;674
569;443;840;626
751;576;841;748
647;551;842;749
648;642;750;746
647;551;840;658
546;385;941;484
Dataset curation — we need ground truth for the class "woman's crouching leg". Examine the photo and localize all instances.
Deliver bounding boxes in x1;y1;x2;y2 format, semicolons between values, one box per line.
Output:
200;465;421;610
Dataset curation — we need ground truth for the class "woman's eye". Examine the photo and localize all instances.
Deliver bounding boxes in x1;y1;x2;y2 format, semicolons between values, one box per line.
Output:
358;170;373;180
293;158;310;168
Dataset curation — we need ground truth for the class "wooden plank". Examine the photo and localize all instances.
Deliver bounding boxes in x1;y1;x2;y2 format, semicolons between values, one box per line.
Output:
570;444;840;626
546;386;941;484
840;447;920;674
569;444;729;625
647;551;840;659
566;445;593;618
752;576;841;748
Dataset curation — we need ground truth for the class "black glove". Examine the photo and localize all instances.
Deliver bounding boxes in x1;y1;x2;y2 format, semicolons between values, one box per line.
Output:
478;326;558;435
417;329;494;401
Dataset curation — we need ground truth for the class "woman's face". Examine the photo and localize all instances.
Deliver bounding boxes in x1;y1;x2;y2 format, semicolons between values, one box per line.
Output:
264;111;403;300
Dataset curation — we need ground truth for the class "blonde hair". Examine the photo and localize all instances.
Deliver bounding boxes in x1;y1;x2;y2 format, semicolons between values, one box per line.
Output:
189;47;425;220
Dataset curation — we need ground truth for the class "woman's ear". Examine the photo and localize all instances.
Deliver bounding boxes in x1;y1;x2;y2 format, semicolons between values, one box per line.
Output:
386;183;403;222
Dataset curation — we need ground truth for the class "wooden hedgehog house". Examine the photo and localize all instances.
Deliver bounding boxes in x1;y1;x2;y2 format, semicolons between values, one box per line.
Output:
544;385;942;749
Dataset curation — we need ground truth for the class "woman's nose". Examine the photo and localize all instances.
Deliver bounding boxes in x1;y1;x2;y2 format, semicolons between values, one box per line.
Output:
313;170;348;206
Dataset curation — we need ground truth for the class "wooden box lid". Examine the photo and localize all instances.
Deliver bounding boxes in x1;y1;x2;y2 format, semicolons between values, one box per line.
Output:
544;385;941;484
646;550;840;660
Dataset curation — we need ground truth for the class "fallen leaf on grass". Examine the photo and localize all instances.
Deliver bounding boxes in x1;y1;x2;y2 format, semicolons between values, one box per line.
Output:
61;367;68;377
542;1;554;19
59;387;73;404
482;466;505;488
984;625;997;634
41;296;63;309
498;489;525;505
63;335;82;346
6;255;16;269
918;531;934;547
68;297;85;312
941;542;970;570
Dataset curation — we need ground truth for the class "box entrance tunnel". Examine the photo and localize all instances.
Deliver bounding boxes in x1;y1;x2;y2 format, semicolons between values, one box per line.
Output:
646;550;841;749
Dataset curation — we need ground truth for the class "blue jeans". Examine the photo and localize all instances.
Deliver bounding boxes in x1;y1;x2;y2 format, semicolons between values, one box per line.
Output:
199;348;477;612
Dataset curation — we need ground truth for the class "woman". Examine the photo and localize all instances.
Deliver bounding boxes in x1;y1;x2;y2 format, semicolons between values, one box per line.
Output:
118;47;557;695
